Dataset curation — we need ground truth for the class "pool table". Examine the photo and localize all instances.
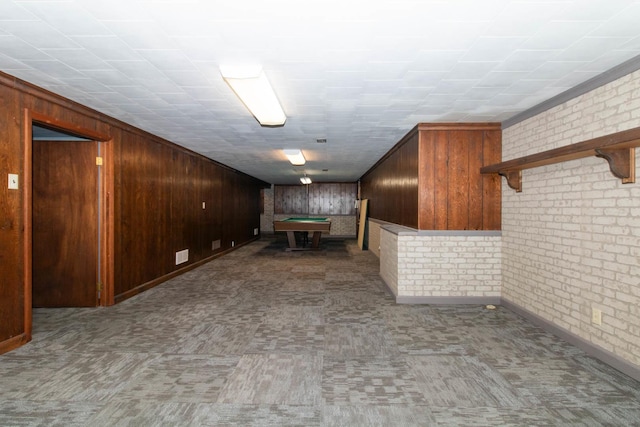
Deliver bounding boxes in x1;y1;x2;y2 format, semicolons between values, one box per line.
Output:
273;217;331;250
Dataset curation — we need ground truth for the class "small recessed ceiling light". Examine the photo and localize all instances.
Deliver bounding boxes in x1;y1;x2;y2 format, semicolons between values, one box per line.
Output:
300;176;312;184
316;138;327;143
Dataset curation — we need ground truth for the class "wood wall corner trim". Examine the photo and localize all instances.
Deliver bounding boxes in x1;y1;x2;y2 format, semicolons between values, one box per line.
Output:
22;109;33;340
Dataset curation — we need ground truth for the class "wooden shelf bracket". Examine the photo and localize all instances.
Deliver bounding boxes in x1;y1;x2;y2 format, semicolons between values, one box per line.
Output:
499;170;522;193
595;147;635;184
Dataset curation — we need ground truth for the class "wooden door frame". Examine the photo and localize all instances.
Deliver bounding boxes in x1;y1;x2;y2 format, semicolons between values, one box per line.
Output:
23;109;115;336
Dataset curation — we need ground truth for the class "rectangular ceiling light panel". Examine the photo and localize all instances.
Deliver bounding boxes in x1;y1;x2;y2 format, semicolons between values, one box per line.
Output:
283;149;306;165
220;66;286;126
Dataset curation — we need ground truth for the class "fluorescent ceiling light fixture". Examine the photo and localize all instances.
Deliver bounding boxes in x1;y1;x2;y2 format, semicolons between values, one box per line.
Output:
300;176;312;184
220;66;286;127
283;149;306;165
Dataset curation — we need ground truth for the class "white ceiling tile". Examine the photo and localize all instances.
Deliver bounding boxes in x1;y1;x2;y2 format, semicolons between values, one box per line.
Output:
136;49;197;71
448;62;499;79
0;21;77;49
101;21;176;51
56;77;111;94
0;1;36;20
434;79;480;94
582;51;640;72
0;52;29;70
527;60;590;80
560;37;636;62
69;36;140;61
553;70;604;88
461;37;527;62
7;69;65;87
106;60;166;80
496;50;561;71
502;79;552;94
41;48;110;71
0;34;51;60
479;70;533;88
81;0;152;21
590;4;640;37
80;68;133;86
484;2;565;36
18;2;112;37
553;0;636;21
522;21;602;50
2;0;640;183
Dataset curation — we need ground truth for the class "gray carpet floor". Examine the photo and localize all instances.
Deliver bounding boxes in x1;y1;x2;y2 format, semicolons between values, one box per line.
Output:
1;237;639;426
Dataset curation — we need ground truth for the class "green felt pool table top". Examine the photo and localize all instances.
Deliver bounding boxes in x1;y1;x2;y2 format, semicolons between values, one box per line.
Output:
282;217;329;222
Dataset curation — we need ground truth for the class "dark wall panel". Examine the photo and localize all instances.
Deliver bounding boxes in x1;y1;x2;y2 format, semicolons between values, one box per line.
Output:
274;183;357;216
171;150;200;257
361;123;501;231
360;130;420;228
467;131;484;230
447;130;472;230
116;132;173;296
221;170;262;249
199;160;224;258
0;82;25;344
309;183;357;215
482;130;502;230
274;185;309;214
114;132;265;300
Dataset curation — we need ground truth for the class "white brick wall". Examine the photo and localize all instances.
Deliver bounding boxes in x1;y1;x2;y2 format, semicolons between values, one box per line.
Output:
379;227;502;299
396;233;501;298
380;228;398;295
502;69;640;367
367;219;386;258
260;186;275;232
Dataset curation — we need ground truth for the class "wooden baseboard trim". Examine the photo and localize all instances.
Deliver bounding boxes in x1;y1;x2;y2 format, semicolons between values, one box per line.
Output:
0;333;31;355
114;237;259;303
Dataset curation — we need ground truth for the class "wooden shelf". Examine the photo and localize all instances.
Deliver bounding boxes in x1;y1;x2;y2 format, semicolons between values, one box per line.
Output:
480;127;640;192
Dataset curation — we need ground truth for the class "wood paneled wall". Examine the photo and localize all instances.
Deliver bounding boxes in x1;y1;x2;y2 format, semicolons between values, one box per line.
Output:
309;183;358;215
113;119;267;302
359;132;420;228
0;71;269;354
274;185;308;214
360;123;501;230
0;77;24;349
274;183;357;215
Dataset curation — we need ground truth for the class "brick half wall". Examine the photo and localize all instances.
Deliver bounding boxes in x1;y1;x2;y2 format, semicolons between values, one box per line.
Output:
380;225;502;304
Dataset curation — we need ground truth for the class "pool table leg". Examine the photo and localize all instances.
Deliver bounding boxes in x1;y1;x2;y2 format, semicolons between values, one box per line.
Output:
285;231;297;249
311;231;322;248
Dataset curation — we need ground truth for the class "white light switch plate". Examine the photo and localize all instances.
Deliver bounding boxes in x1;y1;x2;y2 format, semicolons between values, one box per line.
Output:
8;174;18;190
